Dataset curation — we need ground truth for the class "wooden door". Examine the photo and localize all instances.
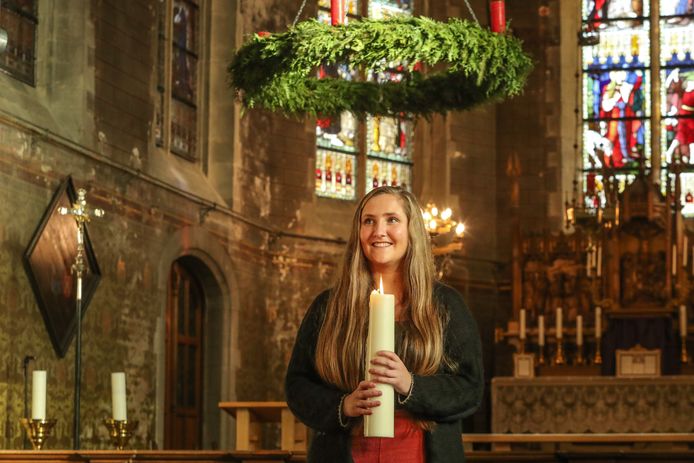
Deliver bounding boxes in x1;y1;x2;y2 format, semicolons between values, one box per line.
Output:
165;261;204;449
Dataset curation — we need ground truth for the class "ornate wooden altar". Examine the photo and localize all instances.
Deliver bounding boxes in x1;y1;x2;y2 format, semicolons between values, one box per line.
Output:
504;171;692;375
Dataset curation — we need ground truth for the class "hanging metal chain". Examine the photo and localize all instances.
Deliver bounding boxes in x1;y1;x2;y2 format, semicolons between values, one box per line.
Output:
463;0;479;24
292;0;309;26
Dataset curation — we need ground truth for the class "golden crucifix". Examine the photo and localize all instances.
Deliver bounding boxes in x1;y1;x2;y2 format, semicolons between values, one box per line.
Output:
58;187;104;450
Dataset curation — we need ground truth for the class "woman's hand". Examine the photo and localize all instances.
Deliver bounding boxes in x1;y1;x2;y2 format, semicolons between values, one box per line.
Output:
369;350;412;396
342;380;382;417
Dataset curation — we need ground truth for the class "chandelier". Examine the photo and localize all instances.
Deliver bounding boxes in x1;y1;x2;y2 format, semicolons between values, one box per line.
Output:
422;202;465;256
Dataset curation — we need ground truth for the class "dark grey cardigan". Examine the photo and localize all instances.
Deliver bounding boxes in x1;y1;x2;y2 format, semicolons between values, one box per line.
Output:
285;282;484;462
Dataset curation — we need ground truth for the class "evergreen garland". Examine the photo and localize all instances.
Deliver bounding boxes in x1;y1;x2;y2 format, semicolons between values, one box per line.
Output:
229;17;533;118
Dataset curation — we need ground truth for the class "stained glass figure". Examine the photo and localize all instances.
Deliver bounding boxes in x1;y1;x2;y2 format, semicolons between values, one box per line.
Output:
0;0;37;84
583;0;648;30
316;63;359;152
316;149;356;200
660;6;694;169
366;159;411;193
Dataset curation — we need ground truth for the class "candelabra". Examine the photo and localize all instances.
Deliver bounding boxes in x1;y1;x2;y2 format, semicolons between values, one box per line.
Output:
575;344;585;365
103;419;138;450
537;344;546;366
594;337;603;364
554;340;565;365
423;202;465;278
20;418;56;450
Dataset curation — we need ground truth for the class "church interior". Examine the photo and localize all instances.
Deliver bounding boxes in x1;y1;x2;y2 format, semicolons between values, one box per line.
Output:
0;0;693;461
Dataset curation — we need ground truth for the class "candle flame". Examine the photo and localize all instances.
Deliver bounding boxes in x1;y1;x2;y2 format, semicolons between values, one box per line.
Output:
379;275;384;294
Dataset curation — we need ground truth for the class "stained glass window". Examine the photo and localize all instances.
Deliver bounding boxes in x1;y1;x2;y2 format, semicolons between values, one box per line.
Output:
365;1;414;195
156;0;200;161
0;0;37;84
314;1;416;199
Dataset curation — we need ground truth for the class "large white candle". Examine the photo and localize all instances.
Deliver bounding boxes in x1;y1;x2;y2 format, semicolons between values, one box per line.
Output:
31;370;47;420
576;315;583;346
595;306;602;339
538;316;545;346
680;305;688;338
364;277;394;438
111;372;127;421
556;308;563;340
519;308;526;340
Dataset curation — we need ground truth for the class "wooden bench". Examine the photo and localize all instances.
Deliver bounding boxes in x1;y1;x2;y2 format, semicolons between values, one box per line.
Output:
219;401;307;452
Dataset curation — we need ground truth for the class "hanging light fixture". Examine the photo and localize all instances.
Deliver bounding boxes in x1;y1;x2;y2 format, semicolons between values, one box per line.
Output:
422;202;465;256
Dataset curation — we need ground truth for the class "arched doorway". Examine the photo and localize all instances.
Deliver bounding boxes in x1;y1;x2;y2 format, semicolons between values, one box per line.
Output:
164;255;225;449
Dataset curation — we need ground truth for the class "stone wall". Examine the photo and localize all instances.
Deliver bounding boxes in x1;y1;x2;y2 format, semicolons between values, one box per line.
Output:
0;0;568;451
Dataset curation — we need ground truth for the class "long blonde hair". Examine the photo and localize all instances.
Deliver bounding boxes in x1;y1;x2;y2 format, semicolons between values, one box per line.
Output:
315;186;447;391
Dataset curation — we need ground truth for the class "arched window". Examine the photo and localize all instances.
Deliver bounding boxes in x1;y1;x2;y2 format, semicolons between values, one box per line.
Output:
580;0;694;213
314;0;415;200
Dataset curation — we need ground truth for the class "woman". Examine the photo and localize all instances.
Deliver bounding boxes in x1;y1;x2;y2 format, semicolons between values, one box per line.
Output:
285;186;483;462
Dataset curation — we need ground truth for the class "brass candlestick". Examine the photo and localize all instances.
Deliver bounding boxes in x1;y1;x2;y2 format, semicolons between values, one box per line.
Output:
575;344;585;365
594;337;603;365
103;419;138;450
682;336;689;364
537;344;546;366
554;340;565;365
20;418;56;450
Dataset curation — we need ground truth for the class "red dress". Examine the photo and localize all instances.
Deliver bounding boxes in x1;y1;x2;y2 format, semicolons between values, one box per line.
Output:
351;411;426;463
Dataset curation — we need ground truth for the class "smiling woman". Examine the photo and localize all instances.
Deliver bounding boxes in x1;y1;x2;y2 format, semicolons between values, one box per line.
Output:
359;193;410;278
285;186;484;463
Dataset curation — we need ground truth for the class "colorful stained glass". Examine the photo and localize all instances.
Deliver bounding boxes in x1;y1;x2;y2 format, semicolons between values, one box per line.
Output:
680;174;694;216
583;0;649;29
661;0;694;17
318;0;360;19
583;121;650;169
366;158;411;193
0;0;37;84
369;0;413;18
316;149;357;200
660;7;694;172
583;172;636;209
582;69;649;120
367;116;413;161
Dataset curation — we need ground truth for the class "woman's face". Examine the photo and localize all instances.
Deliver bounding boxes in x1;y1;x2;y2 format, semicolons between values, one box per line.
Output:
359;193;409;272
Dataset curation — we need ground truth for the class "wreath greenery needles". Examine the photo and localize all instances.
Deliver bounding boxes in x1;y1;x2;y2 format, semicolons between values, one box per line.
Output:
229;16;533;118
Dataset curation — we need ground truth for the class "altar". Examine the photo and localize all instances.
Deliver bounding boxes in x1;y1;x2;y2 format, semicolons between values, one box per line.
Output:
492;376;694;434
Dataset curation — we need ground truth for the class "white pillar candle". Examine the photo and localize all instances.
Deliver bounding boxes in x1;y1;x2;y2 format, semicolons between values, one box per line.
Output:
111;372;128;421
672;244;677;276
680;305;688;338
364;277;394;438
556;308;563;339
595;306;602;339
519;308;526;340
576;315;583;346
684;236;689;267
596;245;602;277
31;370;47;420
538;315;545;346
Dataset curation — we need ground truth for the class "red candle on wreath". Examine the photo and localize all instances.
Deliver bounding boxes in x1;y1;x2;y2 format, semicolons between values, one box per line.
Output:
331;0;345;26
490;0;506;33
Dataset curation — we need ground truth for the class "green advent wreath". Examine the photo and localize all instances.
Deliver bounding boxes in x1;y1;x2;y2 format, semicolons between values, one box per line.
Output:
228;16;533;118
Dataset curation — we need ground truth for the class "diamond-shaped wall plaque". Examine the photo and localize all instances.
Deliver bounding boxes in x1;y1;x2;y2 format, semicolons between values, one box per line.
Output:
23;176;101;358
